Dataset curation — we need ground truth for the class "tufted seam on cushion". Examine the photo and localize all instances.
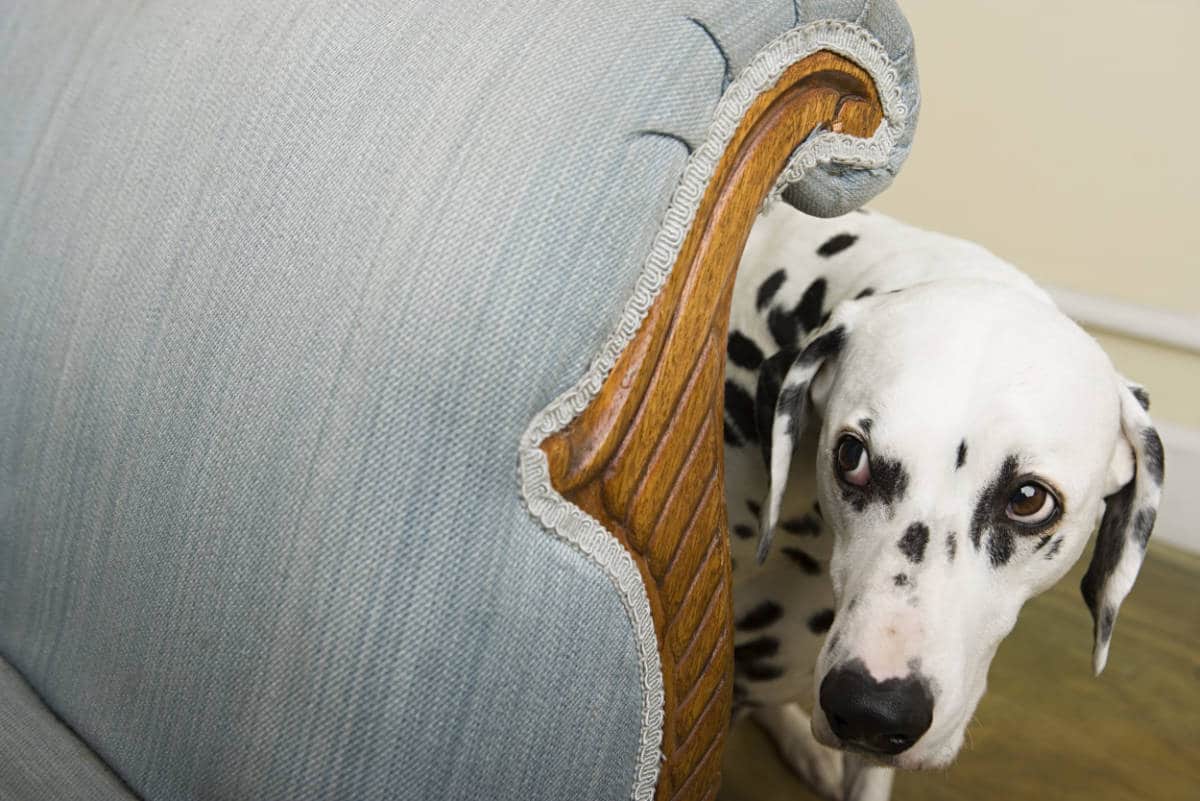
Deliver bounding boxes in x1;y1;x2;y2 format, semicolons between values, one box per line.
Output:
518;18;908;801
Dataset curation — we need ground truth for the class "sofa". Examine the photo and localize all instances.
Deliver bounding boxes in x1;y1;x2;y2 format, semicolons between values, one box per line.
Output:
0;2;918;799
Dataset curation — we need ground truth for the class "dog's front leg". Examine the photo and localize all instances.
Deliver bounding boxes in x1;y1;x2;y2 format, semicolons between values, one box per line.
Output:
751;703;844;800
842;753;893;801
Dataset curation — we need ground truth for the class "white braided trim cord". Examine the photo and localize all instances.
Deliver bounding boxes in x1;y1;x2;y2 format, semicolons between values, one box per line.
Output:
517;20;906;801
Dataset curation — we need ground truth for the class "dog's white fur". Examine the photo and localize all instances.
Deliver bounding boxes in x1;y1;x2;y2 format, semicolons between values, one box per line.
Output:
725;203;1162;800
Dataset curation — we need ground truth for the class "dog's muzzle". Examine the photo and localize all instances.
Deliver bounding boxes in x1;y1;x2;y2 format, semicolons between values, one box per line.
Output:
819;659;934;756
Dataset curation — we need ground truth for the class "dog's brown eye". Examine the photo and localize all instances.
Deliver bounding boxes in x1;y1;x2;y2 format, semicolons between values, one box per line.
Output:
836;434;870;487
1006;482;1057;526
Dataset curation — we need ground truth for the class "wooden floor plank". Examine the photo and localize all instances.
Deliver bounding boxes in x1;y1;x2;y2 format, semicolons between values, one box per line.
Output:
720;544;1200;801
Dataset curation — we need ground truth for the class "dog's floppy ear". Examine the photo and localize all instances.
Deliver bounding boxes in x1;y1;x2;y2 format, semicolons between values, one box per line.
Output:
1080;380;1164;675
754;324;848;563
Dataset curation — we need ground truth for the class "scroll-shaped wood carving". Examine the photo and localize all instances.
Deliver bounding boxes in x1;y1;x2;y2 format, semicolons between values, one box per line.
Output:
541;51;884;801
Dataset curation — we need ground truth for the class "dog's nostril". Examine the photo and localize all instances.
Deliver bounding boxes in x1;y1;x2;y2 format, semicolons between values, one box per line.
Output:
819;659;934;756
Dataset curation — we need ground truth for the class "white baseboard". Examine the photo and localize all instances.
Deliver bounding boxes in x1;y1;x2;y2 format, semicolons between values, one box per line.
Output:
1047;286;1200;354
1155;421;1200;555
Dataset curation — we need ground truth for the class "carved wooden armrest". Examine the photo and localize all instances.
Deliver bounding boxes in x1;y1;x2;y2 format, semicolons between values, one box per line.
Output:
540;51;884;801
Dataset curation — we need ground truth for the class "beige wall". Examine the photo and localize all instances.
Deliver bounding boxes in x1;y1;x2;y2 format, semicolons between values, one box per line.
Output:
871;0;1200;428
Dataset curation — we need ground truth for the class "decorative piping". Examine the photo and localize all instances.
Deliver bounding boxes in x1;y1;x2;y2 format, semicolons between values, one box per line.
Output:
767;21;907;205
517;20;907;801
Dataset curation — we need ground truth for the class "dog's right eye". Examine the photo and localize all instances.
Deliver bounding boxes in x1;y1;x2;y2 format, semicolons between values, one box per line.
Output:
836;434;870;487
1005;481;1059;527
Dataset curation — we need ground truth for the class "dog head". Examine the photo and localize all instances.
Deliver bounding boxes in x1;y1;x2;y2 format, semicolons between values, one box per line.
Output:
755;280;1164;769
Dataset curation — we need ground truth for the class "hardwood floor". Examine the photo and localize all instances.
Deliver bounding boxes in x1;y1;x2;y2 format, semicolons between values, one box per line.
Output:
719;544;1200;801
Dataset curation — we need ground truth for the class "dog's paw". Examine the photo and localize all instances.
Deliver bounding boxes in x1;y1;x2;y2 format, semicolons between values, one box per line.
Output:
752;704;844;800
783;736;844;800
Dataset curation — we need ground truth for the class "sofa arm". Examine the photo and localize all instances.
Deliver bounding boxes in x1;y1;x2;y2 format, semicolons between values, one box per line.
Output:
535;39;902;801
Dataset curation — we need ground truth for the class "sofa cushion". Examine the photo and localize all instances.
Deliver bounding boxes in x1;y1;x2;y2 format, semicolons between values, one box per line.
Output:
0;1;916;800
0;658;135;801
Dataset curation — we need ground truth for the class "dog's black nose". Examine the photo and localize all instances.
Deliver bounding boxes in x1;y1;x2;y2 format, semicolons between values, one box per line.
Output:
819;660;933;755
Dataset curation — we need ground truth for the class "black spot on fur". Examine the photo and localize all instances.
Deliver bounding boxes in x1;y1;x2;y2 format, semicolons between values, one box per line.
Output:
808;609;835;634
754;347;798;468
844;453;908;513
1142;428;1164;486
733;633;786;681
738;661;785;681
727;330;764;371
723;419;743;447
737;600;783;631
781;515;821;536
1133;508;1156;550
733;524;754;540
898;523;929;564
735;636;780;662
1129;385;1151;411
767;305;798;349
987;530;1015;568
945;532;957;562
875;456;909;506
725;380;757;445
731;681;761;713
1099;606;1115;643
756;269;786;311
854;287;875;300
956;440;967;469
1081;480;1134;625
1044;537;1063;559
771;326;841;443
775;385;806;437
1034;534;1053;551
847;597;858;611
782;547;821;575
841;487;867;513
732;681;755;711
799;325;845;366
747;500;761;519
795;279;827;334
893;573;908;587
817;233;858;257
766;279;829;348
858;417;873;434
970;455;1020;551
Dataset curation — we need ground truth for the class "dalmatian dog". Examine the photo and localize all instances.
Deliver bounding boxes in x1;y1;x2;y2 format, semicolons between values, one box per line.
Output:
723;201;1164;801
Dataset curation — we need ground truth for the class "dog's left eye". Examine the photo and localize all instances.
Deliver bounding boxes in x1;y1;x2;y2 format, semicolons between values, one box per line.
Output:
1005;482;1058;526
836;434;871;487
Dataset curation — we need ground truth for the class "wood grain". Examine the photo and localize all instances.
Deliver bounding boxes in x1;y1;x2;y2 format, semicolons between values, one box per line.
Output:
540;51;884;801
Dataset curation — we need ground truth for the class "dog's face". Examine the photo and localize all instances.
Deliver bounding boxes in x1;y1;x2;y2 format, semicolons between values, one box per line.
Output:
756;281;1163;770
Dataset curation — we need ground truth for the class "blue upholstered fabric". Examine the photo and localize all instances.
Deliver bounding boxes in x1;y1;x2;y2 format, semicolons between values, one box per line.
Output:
0;1;916;800
0;658;135;801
